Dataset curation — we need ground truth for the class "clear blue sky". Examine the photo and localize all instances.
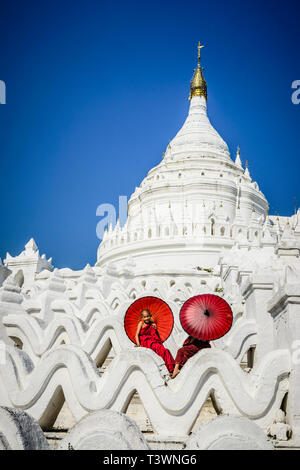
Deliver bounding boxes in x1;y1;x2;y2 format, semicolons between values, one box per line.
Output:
0;0;299;269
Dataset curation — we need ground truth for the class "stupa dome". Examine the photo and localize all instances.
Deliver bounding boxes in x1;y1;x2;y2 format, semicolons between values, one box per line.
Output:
97;43;269;270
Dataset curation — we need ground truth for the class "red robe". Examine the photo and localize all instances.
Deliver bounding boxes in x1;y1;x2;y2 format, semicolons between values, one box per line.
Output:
175;336;211;366
139;324;174;373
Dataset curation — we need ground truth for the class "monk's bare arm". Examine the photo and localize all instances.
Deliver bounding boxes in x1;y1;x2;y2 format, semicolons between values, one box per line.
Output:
135;321;143;346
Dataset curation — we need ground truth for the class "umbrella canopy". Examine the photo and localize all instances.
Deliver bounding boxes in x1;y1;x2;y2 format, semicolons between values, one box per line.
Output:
179;294;233;341
124;296;174;344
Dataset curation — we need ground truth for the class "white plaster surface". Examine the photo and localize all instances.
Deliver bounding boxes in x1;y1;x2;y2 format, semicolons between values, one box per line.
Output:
0;406;49;450
186;415;274;450
59;410;149;450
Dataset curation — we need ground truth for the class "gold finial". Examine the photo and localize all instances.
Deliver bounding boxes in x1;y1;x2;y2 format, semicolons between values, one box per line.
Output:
245;159;249;168
197;41;204;67
237;146;240;156
189;41;207;101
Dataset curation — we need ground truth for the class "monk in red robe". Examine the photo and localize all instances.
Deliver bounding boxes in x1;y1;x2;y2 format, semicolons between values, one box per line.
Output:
135;309;174;374
171;336;211;378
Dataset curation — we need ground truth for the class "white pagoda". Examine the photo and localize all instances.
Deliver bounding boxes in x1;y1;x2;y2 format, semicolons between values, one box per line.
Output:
0;43;300;450
96;42;298;273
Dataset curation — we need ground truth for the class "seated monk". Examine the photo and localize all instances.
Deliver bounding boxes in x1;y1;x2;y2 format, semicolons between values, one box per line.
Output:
135;309;175;374
171;336;210;379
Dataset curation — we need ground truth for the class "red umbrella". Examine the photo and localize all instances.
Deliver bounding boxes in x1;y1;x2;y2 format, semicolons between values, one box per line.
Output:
179;294;233;341
124;296;174;344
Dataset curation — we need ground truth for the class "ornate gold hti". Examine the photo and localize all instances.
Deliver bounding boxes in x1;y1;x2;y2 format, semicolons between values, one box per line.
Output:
189;41;207;101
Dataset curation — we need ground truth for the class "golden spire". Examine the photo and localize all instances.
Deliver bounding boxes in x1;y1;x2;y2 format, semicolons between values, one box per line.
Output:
189;41;207;101
197;41;204;66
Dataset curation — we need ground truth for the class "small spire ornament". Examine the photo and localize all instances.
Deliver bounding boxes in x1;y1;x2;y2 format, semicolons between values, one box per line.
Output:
235;146;242;167
189;41;207;100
